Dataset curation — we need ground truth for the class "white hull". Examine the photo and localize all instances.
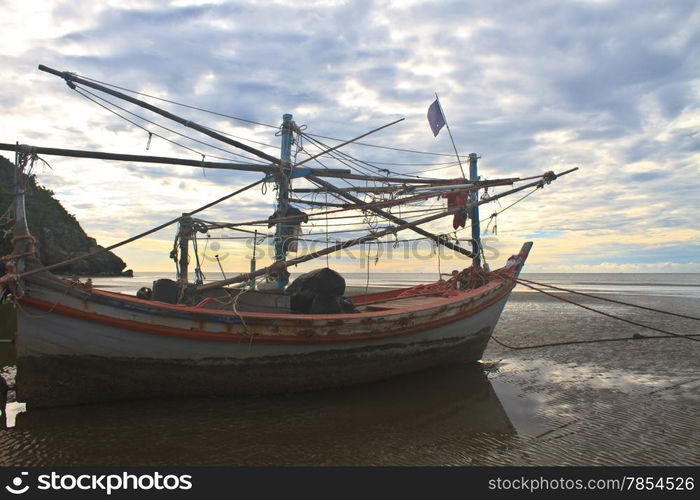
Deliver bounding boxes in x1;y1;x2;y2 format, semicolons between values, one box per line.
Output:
13;245;532;407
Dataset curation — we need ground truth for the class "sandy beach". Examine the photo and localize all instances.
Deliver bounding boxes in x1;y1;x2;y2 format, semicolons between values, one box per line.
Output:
480;291;700;465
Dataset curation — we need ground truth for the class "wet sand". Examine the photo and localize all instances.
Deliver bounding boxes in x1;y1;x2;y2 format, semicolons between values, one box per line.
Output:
1;291;698;466
481;291;700;466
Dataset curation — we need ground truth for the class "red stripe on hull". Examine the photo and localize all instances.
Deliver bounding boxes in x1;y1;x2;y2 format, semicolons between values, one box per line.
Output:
18;281;514;344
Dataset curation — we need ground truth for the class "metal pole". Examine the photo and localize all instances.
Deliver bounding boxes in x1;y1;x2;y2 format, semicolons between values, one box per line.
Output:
435;94;466;179
469;153;481;267
0;143;273;173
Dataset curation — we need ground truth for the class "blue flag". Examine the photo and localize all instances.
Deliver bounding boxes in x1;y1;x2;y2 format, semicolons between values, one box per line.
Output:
427;98;445;137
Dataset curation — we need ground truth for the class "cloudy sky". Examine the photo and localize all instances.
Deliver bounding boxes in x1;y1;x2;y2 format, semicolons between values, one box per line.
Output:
1;0;698;275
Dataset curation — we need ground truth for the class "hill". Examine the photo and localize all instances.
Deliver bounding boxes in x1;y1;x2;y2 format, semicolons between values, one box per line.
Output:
0;155;130;276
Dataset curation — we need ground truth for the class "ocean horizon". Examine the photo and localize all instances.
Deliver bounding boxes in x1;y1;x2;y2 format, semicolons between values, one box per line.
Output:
90;271;700;299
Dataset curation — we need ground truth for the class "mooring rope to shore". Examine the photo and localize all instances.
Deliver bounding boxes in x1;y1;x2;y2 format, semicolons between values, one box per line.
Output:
490;332;700;351
489;271;700;349
515;276;700;321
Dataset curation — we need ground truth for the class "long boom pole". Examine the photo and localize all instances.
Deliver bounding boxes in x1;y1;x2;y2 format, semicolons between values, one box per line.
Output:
291;178;518;194
38;64;281;165
292;118;404;168
37;65;410;184
0;143;275;174
0;142;351;178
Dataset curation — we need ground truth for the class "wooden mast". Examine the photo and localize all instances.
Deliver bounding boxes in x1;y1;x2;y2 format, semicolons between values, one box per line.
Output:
176;215;193;290
274;113;295;288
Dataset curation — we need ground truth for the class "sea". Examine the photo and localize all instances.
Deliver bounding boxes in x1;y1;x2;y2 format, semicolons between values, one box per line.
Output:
1;273;699;466
86;271;700;298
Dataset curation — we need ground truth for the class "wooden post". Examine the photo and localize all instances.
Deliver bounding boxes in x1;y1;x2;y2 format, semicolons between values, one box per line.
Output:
177;215;192;288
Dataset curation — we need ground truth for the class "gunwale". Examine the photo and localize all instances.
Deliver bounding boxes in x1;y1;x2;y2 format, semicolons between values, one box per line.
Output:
18;266;517;345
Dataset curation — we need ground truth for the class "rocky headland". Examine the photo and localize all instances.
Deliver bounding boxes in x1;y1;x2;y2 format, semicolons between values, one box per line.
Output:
0;155;131;277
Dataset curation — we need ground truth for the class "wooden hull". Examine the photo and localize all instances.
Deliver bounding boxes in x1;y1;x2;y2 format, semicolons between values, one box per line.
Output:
14;244;532;408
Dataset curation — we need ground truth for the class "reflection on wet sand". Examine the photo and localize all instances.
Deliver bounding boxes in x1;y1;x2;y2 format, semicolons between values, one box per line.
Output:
1;363;516;466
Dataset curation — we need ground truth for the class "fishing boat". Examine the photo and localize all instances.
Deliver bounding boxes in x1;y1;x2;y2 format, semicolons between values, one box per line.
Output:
0;65;576;408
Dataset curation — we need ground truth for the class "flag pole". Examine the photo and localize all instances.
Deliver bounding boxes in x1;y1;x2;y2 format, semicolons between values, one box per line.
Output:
435;93;466;179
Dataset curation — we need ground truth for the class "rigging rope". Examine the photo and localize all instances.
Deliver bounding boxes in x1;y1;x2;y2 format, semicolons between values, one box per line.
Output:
17;178;265;279
515;276;700;322
490;272;700;345
302;133;390;182
74;86;269;164
490;332;700;350
302;132;433;180
76;73;279;129
76;74;461;159
304;132;459;157
202;184;481;229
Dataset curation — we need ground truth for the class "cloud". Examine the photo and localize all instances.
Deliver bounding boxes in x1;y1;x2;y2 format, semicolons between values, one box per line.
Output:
1;0;698;272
